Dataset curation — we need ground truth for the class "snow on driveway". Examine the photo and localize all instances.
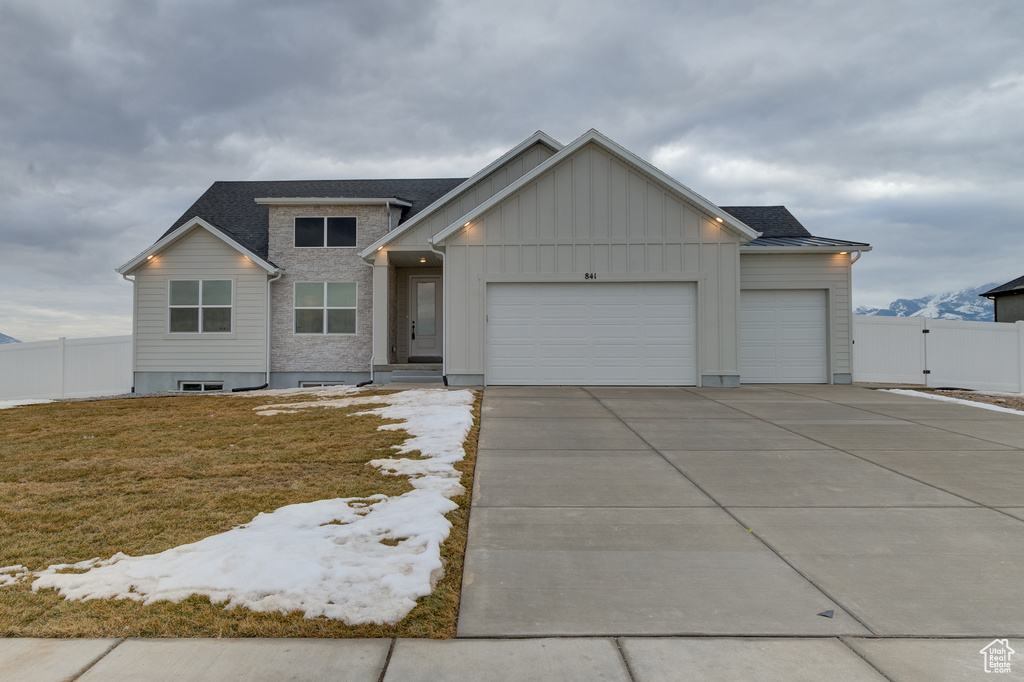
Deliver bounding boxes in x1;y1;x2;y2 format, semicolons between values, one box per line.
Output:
3;387;476;625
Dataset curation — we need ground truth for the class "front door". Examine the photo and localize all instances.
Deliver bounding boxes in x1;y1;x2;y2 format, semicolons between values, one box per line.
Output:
409;276;442;361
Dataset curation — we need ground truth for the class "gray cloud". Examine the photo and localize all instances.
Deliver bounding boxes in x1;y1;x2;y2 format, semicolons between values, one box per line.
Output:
1;0;1022;339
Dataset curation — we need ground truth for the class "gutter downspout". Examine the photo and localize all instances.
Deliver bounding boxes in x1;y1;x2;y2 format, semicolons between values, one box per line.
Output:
265;270;283;385
427;238;448;386
851;252;862;264
121;274;136;392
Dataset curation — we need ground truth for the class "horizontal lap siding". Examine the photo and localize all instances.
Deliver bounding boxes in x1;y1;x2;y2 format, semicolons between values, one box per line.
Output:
134;229;268;372
444;142;742;378
739;252;853;375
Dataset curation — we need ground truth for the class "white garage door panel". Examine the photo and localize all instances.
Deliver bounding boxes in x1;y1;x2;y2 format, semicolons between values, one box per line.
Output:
741;290;828;383
487;282;696;386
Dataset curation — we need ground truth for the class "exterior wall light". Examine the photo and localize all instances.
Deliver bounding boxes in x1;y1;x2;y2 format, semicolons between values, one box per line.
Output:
715;217;723;223
420;258;427;263
146;254;154;260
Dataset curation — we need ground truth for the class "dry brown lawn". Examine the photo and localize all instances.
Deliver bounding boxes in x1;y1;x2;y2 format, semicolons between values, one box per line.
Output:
0;388;480;638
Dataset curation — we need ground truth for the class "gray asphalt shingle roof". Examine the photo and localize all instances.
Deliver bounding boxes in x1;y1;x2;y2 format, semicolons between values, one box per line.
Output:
160;184;868;261
981;275;1024;297
720;205;811;238
163;179;466;260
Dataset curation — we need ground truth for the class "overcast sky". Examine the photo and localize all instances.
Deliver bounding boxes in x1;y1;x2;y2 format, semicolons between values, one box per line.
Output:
2;0;1022;341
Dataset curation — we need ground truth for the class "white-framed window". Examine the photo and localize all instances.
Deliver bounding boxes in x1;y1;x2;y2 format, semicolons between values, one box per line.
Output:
168;280;232;333
294;282;357;334
294;217;357;247
179;381;224;392
299;381;347;387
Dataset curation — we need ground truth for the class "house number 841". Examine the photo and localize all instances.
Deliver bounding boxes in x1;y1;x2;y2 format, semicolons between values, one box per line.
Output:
584;273;597;280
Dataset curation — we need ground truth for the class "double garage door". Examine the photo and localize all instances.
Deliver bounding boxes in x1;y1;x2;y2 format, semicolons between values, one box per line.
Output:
487;282;696;385
485;283;827;385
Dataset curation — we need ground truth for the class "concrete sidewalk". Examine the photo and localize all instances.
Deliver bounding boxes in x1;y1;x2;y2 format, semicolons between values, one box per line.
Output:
4;635;1021;680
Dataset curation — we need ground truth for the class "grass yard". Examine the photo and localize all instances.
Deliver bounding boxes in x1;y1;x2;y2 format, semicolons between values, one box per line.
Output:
0;388;480;638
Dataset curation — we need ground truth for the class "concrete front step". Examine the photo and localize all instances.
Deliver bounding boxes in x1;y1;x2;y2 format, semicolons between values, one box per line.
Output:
390;370;444;384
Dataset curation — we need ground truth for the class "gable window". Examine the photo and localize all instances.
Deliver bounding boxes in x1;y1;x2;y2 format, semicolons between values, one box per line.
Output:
169;280;232;333
294;282;357;334
294;217;357;247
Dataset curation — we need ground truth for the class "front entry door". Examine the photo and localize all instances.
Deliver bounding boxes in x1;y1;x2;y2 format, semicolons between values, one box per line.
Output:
409;276;442;361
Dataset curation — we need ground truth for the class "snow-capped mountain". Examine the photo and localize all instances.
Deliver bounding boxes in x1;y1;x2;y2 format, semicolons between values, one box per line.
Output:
0;332;20;344
855;283;997;322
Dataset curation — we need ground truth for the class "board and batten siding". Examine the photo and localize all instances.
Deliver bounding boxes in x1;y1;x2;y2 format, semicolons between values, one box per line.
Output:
441;142;744;383
133;228;268;372
739;252;854;378
391;141;556;249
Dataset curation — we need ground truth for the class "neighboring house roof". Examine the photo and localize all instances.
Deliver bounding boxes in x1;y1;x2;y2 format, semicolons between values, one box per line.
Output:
980;275;1024;298
162;179;466;260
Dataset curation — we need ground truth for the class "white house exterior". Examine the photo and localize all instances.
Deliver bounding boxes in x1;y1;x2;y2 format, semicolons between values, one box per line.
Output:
117;129;870;392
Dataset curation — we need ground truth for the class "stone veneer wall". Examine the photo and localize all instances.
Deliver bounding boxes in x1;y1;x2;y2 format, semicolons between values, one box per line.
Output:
268;204;389;372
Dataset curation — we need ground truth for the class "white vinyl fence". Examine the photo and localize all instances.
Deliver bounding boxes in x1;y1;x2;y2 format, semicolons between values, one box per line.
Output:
853;316;1024;392
0;336;132;400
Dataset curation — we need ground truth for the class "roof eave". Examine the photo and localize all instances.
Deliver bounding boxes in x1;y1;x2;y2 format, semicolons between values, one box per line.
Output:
430;129;761;246
740;245;873;254
116;217;279;275
359;131;565;259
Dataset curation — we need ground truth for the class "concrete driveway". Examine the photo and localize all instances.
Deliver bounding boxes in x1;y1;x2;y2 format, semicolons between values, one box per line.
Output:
459;384;1024;639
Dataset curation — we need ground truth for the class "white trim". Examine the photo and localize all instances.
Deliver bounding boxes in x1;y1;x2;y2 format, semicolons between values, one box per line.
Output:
116;217;279;275
255;197;412;207
429;129;762;247
358;131;564;259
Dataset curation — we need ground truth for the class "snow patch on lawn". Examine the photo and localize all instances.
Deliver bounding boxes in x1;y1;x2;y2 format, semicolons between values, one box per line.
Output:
884;389;1024;415
0;399;53;409
12;387;476;625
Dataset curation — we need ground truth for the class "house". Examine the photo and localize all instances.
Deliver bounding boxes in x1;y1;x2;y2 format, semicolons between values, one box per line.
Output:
980;276;1024;323
116;129;871;392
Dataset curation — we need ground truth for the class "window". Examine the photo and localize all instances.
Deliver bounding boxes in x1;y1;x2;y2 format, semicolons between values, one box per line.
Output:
180;381;224;392
299;381;347;387
295;282;357;334
169;280;232;333
294;217;357;247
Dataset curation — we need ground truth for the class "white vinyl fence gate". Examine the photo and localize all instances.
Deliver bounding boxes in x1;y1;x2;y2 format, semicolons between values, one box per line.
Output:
853;316;1024;392
0;336;133;401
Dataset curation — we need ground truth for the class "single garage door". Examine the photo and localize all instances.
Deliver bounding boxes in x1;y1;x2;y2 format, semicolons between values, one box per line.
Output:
487;282;697;385
741;289;827;383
